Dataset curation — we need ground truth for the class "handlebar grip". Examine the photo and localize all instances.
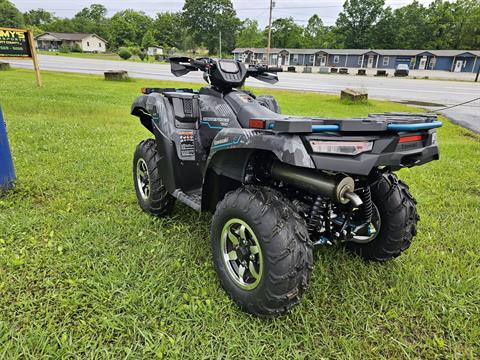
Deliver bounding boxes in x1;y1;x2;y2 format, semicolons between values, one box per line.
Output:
192;59;207;66
267;67;283;73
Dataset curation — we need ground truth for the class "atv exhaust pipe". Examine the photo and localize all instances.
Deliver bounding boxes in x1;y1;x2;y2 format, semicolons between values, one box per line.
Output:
270;162;363;207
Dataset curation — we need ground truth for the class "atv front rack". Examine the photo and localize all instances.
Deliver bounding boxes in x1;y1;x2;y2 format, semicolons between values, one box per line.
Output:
266;113;442;133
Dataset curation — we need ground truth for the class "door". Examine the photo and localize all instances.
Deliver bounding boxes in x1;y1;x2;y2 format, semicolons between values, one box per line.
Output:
320;56;326;66
419;56;427;70
454;60;463;72
367;56;374;68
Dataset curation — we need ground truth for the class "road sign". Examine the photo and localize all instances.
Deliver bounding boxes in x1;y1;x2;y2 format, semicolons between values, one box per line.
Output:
0;107;16;191
0;27;42;86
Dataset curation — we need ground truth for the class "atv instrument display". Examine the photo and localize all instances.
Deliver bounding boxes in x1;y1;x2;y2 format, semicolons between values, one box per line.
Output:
130;57;441;316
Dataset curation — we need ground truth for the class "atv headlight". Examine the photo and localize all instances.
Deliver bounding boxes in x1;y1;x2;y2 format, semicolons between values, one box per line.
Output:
309;140;373;155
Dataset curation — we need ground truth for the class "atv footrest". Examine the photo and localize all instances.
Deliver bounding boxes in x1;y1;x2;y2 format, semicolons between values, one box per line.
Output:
173;189;202;212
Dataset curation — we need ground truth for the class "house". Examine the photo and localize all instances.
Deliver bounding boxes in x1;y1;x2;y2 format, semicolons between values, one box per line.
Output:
35;32;108;53
232;48;480;73
147;46;164;57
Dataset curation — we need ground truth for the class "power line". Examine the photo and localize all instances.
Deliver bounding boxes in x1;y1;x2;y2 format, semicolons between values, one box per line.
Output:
435;97;480;111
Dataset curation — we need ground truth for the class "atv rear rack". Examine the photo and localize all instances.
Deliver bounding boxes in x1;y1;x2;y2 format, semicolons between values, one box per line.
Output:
266;112;442;133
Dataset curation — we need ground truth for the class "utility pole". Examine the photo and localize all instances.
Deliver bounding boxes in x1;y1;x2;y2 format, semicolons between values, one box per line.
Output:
219;30;222;59
218;8;223;59
266;0;274;66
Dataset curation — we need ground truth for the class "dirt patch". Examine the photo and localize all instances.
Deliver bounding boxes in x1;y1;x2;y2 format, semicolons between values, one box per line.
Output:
462;131;480;142
400;100;445;107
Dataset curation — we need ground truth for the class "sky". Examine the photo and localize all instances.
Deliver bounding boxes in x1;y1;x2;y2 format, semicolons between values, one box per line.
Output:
12;0;434;27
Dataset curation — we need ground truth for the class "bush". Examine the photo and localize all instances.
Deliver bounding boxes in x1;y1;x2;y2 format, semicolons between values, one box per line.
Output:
138;51;146;62
118;48;132;60
71;43;82;53
59;44;71;53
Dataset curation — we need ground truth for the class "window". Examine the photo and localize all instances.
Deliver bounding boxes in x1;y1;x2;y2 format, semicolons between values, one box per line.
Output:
87;42;90;47
290;54;298;65
382;56;389;66
99;43;102;48
358;56;363;66
333;55;340;64
309;54;315;63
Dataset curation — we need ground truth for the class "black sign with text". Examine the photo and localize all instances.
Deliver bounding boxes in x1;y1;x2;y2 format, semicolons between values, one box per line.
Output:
0;28;32;58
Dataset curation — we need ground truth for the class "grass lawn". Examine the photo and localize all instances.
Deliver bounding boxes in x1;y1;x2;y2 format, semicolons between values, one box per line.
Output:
38;50;168;64
0;69;479;359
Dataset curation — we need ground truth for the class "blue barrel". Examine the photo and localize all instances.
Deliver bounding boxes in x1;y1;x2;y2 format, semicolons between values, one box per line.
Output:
0;107;16;190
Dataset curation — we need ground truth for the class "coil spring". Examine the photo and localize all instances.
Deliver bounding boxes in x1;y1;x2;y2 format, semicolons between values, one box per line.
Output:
358;187;373;224
308;196;327;235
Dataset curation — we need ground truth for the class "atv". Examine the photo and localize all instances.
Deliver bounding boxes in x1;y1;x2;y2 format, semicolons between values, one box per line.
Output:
130;57;441;316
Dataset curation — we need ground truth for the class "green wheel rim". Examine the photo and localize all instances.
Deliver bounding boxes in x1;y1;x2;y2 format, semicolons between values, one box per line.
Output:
220;218;263;291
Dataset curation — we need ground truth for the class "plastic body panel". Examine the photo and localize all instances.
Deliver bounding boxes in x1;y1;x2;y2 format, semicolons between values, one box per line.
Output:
224;90;282;128
304;129;440;175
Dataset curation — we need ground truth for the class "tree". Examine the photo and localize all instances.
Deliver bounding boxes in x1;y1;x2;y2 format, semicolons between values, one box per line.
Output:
44;18;75;33
108;10;153;49
303;15;328;48
370;7;397;49
153;12;185;49
236;19;264;48
75;4;107;23
72;4;109;39
391;1;429;49
182;0;240;54
0;0;24;28
24;9;55;27
141;30;156;49
336;0;385;48
425;0;457;49
270;17;305;48
455;0;480;49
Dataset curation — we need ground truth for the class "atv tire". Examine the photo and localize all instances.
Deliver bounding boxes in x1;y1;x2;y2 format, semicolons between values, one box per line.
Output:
211;186;313;316
346;172;419;261
133;139;175;217
257;95;281;114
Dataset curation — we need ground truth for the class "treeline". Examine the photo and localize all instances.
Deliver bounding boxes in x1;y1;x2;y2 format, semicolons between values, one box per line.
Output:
1;0;479;54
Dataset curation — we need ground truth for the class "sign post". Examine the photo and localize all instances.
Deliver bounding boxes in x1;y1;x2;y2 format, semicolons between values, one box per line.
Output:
0;27;42;87
0;107;16;191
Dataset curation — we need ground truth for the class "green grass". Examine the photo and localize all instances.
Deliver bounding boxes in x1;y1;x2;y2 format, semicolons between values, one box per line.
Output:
0;69;479;359
38;50;168;64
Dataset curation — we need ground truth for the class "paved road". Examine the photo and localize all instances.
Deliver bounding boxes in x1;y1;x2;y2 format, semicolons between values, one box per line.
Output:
8;55;480;132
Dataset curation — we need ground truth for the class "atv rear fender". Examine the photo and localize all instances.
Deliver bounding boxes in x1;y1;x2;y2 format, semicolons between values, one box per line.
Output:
207;128;314;173
201;129;315;211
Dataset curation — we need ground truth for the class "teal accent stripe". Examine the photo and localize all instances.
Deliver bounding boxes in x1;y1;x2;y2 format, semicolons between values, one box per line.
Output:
211;136;241;150
201;120;225;130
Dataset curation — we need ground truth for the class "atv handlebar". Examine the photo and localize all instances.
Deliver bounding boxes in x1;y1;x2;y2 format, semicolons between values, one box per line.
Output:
247;65;283;75
265;67;283;73
169;57;281;87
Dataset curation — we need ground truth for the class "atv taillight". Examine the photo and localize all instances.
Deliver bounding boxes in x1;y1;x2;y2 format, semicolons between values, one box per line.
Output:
309;141;373;155
249;119;266;129
399;135;422;143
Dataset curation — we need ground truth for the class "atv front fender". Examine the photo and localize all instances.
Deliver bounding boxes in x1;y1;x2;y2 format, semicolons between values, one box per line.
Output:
131;95;154;133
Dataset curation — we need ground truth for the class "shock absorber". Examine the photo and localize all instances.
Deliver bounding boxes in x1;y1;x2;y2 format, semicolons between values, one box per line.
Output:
358;187;373;224
308;196;328;236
